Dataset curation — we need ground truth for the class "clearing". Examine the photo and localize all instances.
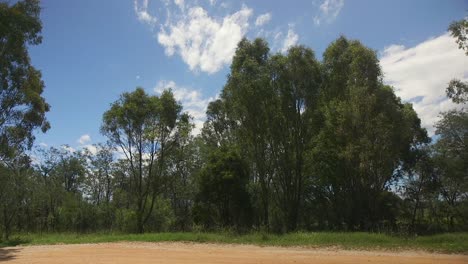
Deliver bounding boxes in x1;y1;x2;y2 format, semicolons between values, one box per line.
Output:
0;242;466;264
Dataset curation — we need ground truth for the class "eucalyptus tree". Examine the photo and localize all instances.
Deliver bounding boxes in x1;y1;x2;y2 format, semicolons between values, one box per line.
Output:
0;0;49;161
433;23;468;226
220;38;275;228
206;39;324;231
268;46;322;231
163;114;200;230
101;87;188;233
432;109;468;230
0;0;49;238
311;37;428;230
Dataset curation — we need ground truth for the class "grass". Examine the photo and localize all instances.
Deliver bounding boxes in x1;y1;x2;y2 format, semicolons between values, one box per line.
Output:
2;232;467;253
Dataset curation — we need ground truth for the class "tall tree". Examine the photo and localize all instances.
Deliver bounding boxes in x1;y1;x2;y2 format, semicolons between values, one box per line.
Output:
164;117;199;231
311;37;428;230
0;1;48;238
0;0;49;161
268;46;321;231
101;87;187;233
220;38;275;228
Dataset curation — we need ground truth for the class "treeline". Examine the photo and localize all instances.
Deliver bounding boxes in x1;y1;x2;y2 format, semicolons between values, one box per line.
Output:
1;0;467;240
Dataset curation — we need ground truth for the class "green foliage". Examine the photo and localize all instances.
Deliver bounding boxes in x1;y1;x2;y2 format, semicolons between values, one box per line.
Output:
0;157;31;240
144;196;175;232
309;37;428;230
446;79;468;104
194;147;252;231
0;0;49;160
448;18;468;55
432;109;468;231
115;209;138;233
101;87;185;233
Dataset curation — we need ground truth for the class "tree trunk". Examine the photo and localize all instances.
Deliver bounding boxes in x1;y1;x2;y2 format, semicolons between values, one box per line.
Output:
136;199;144;233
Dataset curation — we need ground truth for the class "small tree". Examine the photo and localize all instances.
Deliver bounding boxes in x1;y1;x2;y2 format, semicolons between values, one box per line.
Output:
101;87;187;233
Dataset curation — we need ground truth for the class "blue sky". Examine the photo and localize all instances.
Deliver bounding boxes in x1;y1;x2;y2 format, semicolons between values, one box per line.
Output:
30;0;467;151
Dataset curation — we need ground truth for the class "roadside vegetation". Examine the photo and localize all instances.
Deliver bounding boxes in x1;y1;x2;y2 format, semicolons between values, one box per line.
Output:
1;232;467;253
1;0;467;253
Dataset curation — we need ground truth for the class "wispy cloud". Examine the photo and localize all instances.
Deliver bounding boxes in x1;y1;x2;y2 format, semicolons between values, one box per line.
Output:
314;0;344;25
134;0;157;26
281;24;299;53
255;13;272;27
380;33;468;135
154;80;215;134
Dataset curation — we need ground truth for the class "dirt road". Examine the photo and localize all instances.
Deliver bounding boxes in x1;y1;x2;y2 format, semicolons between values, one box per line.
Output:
0;242;466;264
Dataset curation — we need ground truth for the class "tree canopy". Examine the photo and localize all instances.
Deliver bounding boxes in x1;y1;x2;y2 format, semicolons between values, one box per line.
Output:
0;0;49;161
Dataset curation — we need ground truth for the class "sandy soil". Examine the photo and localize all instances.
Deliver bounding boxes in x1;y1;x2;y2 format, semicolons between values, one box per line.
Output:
0;242;466;264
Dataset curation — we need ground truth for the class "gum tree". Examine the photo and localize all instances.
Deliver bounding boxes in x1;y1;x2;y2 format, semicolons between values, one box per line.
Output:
101;87;188;233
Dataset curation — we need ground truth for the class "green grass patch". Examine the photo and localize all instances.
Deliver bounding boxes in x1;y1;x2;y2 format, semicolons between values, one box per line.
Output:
3;232;467;253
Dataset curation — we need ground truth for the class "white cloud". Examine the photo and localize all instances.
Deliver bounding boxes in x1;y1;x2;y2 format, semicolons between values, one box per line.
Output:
154;80;215;134
134;1;255;74
255;13;272;27
39;142;48;147
78;134;91;145
281;25;299;53
82;144;98;155
314;0;344;25
134;2;300;72
62;145;76;153
157;5;253;74
136;75;141;80
134;0;157;26
380;33;468;135
174;0;184;10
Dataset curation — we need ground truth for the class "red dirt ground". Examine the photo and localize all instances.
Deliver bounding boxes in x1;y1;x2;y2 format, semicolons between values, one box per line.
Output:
1;242;466;264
